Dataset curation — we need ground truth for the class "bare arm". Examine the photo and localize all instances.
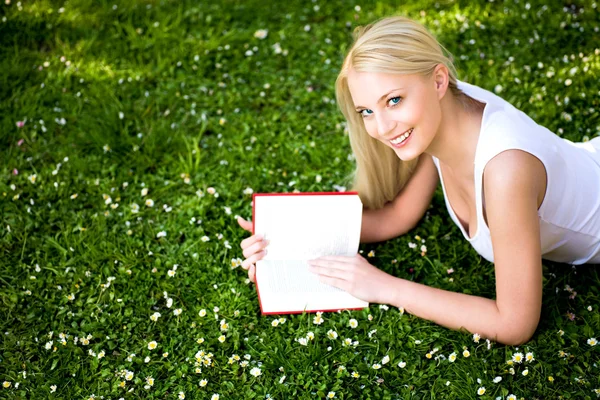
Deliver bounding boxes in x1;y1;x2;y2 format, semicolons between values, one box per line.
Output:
361;154;439;243
379;150;545;345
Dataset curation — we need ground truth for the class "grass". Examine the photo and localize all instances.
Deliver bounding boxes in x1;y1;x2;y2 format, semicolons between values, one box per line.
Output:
1;0;600;398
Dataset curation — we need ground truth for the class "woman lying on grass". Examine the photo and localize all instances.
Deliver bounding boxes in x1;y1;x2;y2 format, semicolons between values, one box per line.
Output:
237;16;600;346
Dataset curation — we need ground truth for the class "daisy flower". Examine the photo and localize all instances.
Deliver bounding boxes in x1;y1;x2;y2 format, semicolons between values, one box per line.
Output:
200;379;208;387
125;371;134;381
512;352;524;363
145;199;154;207
211;395;220;400
178;392;185;399
327;392;335;398
522;368;529;376
349;318;358;328
372;363;381;370
351;371;360;378
477;387;485;395
254;29;268;39
218;335;226;343
588;337;598;346
507;395;517;400
250;367;262;377
148;341;157;350
462;349;470;358
313;312;324;325
199;309;207;317
327;330;338;340
145;377;154;386
220;320;229;331
472;333;481;343
526;352;535;362
149;312;160;322
448;352;457;362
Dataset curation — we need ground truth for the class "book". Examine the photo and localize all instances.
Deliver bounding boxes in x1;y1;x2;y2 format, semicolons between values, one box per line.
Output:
252;192;369;314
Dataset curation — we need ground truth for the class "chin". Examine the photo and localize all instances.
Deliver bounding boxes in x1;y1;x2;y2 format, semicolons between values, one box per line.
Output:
394;150;420;161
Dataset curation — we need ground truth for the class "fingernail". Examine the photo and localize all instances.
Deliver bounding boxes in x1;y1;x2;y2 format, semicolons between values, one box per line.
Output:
263;249;268;255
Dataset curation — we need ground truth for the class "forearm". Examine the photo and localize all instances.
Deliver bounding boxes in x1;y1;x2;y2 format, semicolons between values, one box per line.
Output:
381;277;532;345
360;205;414;243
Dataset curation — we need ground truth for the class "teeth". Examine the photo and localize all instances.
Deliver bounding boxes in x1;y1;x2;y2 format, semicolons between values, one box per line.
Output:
390;128;413;145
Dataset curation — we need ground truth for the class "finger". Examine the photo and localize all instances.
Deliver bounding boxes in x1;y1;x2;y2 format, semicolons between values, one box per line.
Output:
237;216;254;233
315;274;347;291
308;259;347;270
241;251;267;270
249;264;256;283
242;239;268;259
240;233;263;251
311;255;355;263
308;264;348;280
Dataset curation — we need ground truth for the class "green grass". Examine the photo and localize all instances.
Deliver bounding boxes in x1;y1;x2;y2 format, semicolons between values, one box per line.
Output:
1;0;600;398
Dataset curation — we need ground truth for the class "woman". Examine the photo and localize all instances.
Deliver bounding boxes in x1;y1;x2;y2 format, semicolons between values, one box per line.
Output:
237;16;600;345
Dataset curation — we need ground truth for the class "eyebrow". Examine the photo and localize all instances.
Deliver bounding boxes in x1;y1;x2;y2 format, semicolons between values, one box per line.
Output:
354;87;404;111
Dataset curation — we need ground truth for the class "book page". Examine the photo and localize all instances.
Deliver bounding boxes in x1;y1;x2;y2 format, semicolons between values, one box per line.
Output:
254;194;362;261
256;259;368;314
257;259;343;293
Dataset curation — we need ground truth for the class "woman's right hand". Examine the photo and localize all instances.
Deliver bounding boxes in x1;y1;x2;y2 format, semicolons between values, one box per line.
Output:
237;216;269;283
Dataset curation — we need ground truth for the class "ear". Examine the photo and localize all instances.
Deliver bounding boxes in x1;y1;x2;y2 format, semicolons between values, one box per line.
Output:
432;64;450;100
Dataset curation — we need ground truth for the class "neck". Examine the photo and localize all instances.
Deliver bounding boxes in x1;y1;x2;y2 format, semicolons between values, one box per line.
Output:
426;91;485;176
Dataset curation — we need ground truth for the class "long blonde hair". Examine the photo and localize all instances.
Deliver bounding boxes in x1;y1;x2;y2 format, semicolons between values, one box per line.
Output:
336;16;463;209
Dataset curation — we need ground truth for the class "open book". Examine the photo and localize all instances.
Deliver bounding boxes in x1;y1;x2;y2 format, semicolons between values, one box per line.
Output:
252;192;369;314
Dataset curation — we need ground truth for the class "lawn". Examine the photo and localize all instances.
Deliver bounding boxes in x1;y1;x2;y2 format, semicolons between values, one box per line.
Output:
1;0;600;399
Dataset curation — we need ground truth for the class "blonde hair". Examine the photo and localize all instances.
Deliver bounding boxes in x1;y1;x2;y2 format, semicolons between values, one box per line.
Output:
336;16;463;209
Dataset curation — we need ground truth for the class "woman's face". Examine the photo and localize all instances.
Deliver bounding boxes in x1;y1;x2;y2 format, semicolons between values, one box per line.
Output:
346;68;443;161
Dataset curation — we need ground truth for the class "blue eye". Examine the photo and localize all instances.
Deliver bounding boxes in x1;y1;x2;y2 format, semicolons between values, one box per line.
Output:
360;109;373;117
388;96;402;106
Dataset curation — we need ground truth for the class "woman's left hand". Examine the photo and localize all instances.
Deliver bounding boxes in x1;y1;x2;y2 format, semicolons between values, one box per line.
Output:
308;253;396;304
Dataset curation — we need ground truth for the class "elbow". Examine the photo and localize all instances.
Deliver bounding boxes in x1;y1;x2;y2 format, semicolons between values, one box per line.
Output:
497;319;539;346
501;330;535;347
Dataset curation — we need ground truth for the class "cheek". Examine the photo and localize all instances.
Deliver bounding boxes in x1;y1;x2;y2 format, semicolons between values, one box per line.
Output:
362;120;379;139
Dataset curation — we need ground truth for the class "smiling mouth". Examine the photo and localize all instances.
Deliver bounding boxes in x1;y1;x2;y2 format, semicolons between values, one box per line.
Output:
389;128;414;145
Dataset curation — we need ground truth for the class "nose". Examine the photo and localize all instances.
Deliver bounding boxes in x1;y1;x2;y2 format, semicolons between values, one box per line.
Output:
374;112;396;138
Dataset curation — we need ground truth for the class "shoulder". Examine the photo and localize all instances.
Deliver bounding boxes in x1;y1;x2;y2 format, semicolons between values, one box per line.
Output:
483;149;547;211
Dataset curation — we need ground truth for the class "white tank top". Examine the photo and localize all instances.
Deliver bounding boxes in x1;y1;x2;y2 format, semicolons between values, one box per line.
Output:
431;80;600;265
